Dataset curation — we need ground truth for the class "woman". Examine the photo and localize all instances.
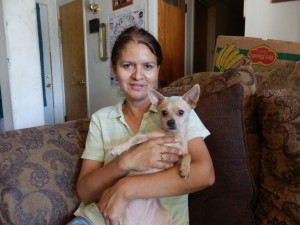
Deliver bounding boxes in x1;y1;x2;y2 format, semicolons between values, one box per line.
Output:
68;26;215;225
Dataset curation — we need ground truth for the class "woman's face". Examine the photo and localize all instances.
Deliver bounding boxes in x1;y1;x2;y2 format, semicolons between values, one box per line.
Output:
113;42;159;102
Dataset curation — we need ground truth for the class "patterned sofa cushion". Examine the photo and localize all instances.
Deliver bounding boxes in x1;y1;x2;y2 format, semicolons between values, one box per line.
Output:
160;57;260;187
256;61;300;94
254;88;300;225
0;119;90;225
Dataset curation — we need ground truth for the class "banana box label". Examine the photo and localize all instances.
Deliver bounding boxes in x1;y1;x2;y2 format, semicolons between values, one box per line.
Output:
248;46;277;66
213;35;300;72
214;44;244;72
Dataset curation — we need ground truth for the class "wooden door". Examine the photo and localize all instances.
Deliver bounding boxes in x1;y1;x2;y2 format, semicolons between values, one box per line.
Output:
158;0;185;88
59;0;87;121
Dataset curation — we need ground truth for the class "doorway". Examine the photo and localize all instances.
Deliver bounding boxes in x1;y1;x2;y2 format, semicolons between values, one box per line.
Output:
36;0;65;125
191;0;245;73
193;1;208;73
158;0;245;85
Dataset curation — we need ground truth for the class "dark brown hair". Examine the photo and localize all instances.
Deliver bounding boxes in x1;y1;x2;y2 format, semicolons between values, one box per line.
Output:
111;26;162;67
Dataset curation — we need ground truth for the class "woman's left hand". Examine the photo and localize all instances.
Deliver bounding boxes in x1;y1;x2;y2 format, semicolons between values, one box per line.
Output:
98;178;129;225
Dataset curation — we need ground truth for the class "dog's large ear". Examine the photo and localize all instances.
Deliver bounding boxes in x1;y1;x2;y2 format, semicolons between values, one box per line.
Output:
148;89;165;106
182;84;201;109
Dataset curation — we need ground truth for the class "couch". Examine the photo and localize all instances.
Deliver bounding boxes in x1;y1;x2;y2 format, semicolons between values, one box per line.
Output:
0;57;299;225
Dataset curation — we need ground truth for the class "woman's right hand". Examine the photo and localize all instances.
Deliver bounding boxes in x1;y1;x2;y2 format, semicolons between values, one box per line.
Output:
117;136;182;173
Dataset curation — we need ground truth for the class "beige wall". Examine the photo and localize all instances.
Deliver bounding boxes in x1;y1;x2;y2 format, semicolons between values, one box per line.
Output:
245;0;300;42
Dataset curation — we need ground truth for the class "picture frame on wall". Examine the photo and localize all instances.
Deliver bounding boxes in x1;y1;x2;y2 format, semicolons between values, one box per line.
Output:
271;0;297;2
112;0;133;10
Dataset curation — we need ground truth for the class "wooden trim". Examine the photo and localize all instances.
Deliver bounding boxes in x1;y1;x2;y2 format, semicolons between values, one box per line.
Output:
112;0;133;10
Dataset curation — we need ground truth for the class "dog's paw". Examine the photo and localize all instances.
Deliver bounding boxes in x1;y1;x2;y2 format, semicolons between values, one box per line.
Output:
109;148;119;156
180;155;191;179
180;164;190;179
109;147;123;156
109;143;130;156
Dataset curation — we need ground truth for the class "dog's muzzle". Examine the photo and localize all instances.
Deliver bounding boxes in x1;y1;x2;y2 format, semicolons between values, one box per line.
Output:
167;119;176;130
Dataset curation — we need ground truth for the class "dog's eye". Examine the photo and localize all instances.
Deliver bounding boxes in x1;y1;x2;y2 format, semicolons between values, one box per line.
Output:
177;110;184;116
161;110;168;117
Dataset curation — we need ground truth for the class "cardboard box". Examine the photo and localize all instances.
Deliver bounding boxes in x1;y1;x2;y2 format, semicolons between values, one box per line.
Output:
213;35;300;72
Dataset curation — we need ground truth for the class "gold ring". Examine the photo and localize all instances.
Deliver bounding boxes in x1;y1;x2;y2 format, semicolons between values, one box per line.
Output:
160;153;164;161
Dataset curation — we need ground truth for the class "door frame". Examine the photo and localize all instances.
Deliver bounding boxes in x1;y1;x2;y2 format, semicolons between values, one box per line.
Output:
185;0;194;76
36;0;65;123
37;3;55;124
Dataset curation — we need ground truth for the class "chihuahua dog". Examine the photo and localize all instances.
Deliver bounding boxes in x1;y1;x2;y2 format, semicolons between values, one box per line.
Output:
109;84;200;225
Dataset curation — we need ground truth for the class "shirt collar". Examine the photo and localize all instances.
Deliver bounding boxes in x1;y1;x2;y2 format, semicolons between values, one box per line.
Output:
108;98;158;119
107;98;125;119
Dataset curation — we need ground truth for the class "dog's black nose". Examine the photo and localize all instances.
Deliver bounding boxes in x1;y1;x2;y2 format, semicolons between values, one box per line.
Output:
167;119;176;129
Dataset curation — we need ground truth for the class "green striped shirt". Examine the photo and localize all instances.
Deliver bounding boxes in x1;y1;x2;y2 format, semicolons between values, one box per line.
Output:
74;97;210;225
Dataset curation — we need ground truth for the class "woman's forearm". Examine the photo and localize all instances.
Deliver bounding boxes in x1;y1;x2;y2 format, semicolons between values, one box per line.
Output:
122;155;215;201
76;157;128;204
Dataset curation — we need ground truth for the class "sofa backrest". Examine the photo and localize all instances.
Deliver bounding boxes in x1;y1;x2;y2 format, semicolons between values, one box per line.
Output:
0;119;90;225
